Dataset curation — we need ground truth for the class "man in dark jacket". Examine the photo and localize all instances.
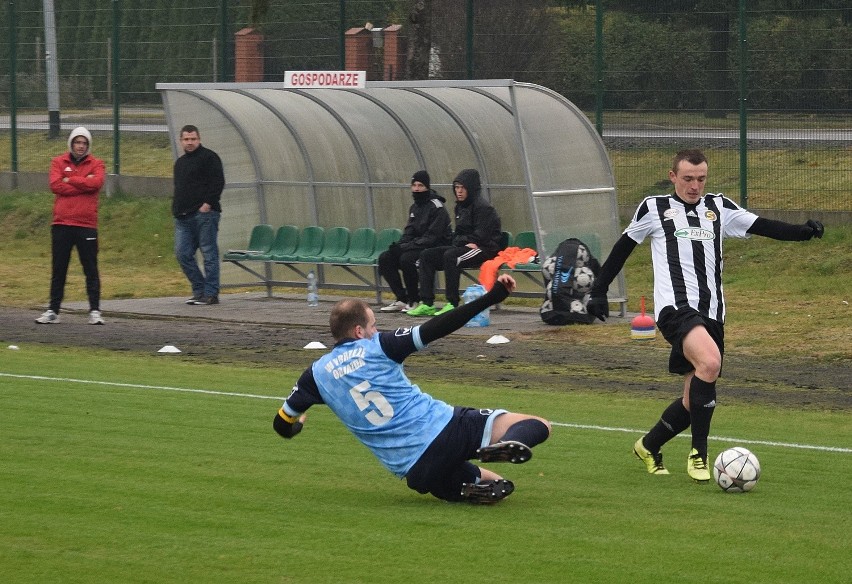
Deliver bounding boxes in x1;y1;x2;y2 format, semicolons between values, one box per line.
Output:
172;124;225;306
378;170;452;312
408;169;503;316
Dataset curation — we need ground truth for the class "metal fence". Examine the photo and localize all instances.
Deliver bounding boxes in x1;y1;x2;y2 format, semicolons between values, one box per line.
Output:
2;0;850;213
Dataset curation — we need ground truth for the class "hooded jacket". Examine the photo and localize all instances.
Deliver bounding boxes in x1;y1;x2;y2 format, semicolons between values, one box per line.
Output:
398;189;453;251
48;127;105;229
451;169;503;252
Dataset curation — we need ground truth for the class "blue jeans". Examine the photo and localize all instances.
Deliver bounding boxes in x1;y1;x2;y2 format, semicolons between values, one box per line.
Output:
174;210;220;297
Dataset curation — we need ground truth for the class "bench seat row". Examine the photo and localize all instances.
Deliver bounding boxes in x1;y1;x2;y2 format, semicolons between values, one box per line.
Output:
223;224;624;314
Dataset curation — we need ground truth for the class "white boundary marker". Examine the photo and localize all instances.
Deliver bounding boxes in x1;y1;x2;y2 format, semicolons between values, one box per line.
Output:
2;372;850;454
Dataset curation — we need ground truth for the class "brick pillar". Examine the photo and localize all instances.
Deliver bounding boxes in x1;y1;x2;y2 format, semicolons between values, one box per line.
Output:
235;27;264;82
382;25;405;81
345;28;372;73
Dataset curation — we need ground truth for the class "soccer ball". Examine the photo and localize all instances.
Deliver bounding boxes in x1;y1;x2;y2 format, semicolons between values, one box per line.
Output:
541;256;558;281
713;447;761;493
575;244;590;268
572;266;595;294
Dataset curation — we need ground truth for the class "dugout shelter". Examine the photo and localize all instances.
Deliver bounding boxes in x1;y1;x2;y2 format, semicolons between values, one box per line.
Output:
156;79;626;306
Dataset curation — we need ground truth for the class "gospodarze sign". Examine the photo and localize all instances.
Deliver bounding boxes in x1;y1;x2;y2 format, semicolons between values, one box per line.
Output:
284;71;366;89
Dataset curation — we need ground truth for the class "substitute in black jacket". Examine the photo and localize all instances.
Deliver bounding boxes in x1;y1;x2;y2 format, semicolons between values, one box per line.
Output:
379;170;452;313
408;168;503;317
172;124;225;306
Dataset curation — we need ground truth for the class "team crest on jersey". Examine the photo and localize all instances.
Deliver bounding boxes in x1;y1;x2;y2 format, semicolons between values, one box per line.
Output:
704;210;717;221
394;327;412;337
663;208;678;219
674;227;715;241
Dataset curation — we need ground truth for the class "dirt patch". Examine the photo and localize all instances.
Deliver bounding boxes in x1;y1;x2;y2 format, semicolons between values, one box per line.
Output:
2;306;849;411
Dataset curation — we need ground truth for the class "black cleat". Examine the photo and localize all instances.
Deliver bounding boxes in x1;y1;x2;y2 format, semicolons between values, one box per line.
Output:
476;440;532;464
460;479;515;504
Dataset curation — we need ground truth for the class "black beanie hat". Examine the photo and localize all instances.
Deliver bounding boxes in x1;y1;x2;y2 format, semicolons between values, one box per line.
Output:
411;170;430;189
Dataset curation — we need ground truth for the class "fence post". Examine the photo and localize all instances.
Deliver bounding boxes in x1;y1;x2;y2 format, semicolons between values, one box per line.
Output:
219;0;228;81
8;0;18;174
466;0;474;78
111;0;121;180
42;0;61;139
594;0;604;137
339;0;346;70
738;0;748;208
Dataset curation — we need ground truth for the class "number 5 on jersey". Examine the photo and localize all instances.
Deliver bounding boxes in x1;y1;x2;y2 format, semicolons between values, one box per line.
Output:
349;380;394;426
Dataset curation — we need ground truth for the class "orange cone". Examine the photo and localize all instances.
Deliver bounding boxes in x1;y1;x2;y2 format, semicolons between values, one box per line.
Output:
631;296;656;340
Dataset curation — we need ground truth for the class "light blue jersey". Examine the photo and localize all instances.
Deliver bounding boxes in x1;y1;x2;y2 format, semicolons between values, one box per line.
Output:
310;331;454;477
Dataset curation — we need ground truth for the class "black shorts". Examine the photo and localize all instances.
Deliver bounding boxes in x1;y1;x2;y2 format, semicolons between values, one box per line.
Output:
656;306;725;376
405;406;506;502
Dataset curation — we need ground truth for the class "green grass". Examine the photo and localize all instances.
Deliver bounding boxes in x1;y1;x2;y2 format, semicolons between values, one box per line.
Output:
3;126;851;210
1;191;850;359
609;147;852;210
1;346;849;583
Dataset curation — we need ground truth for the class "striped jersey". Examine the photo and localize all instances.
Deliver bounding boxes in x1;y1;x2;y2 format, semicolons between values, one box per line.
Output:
623;193;759;323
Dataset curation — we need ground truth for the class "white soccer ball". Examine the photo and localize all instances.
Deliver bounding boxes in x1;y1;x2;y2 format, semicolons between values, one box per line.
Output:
541;256;557;281
575;244;590;267
713;447;761;493
569;299;587;314
572;266;595;294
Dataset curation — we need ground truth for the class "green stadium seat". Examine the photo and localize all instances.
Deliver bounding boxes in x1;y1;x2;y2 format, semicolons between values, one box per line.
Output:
510;231;540;270
274;226;324;262
261;225;299;261
513;230;537;251
223;224;275;260
300;226;349;262
500;230;513;250
325;227;375;263
349;227;401;265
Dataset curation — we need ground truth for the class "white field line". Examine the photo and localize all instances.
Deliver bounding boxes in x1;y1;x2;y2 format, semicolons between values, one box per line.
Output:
3;372;850;454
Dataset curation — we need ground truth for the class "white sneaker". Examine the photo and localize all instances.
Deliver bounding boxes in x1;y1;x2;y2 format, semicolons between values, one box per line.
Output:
380;300;410;312
35;310;60;324
402;302;418;313
88;310;105;325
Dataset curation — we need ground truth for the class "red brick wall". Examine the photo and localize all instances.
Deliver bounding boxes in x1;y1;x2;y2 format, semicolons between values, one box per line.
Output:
383;25;405;81
345;28;372;72
346;25;406;81
235;27;264;82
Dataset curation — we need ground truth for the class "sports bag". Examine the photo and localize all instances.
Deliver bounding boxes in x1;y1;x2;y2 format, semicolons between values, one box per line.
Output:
540;237;601;325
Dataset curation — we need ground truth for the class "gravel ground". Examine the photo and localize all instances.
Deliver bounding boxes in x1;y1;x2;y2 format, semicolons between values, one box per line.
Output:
2;299;849;412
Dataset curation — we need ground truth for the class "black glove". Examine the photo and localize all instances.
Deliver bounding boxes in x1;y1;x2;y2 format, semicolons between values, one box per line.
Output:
586;293;609;322
806;219;824;239
273;411;304;439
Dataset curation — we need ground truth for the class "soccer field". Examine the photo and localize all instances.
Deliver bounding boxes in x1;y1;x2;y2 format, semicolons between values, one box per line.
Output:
1;346;850;584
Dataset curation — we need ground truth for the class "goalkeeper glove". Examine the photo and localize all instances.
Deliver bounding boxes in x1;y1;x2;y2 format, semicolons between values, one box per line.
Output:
805;219;824;239
586;293;609;322
273;409;304;438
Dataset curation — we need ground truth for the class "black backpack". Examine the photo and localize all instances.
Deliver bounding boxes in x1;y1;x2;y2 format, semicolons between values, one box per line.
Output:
540;238;601;325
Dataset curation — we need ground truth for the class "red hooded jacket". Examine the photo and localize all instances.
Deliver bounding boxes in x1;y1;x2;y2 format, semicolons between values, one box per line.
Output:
48;128;105;229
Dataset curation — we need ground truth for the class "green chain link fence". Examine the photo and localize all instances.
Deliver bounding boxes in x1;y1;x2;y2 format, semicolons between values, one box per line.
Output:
2;0;850;214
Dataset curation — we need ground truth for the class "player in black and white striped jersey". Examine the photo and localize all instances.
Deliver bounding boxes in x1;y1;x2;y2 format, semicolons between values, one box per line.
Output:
587;149;824;482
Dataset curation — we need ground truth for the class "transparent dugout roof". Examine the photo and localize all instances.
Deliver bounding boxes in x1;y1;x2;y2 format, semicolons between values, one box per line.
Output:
157;79;624;298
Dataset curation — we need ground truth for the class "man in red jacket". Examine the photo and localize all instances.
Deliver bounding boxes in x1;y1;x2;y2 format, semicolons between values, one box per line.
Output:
37;127;106;325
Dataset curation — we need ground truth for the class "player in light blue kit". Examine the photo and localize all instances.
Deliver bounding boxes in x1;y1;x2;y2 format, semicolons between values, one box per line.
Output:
273;274;551;503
